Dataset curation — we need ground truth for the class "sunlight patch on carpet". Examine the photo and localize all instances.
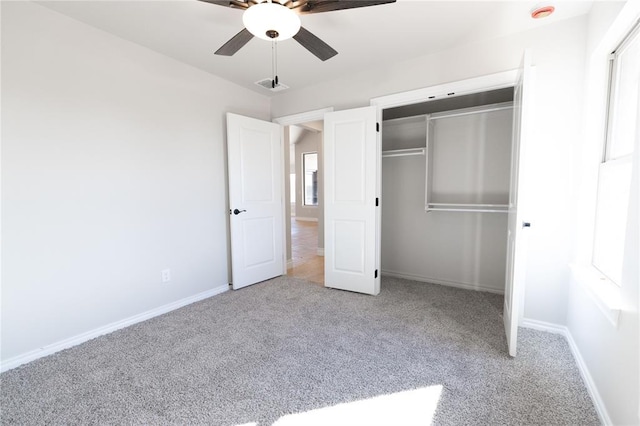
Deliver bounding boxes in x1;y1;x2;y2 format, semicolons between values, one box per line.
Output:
273;385;443;425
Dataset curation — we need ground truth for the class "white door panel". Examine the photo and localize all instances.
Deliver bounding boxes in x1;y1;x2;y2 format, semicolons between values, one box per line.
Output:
334;121;367;203
239;128;276;203
227;113;284;290
504;51;532;357
324;106;380;295
334;220;366;273
242;217;276;268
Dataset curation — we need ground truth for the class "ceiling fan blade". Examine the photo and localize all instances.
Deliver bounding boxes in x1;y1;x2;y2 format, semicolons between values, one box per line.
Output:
293;26;338;61
199;0;232;6
296;0;396;14
215;28;254;56
198;0;250;9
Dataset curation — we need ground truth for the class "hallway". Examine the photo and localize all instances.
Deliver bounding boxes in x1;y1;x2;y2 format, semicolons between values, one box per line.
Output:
287;219;324;285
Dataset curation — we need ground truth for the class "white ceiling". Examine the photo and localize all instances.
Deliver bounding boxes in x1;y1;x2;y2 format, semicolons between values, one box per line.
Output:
39;0;594;97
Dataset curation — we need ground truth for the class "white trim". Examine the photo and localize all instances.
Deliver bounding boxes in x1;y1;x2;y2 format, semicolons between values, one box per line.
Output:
295;217;318;222
370;69;518;110
521;319;612;426
317;248;325;256
0;284;229;373
381;269;504;295
272;107;333;126
520;318;567;334
287;259;294;269
280;125;288;277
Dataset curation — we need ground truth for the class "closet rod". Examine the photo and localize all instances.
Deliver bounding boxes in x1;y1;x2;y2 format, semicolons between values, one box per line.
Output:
382;148;426;158
427;207;508;213
428;203;508;208
429;103;513;121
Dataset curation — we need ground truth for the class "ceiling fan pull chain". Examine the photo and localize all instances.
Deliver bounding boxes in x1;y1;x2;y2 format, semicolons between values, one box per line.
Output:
271;39;276;88
275;39;279;86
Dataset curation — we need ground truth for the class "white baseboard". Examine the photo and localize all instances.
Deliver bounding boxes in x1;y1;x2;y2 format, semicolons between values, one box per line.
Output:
295;217;318;222
317;248;324;256
381;269;504;295
287;259;294;269
520;318;566;334
521;318;611;426
0;284;229;373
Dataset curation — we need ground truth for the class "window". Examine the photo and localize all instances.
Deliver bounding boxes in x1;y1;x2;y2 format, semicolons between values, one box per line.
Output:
303;152;318;206
592;21;639;285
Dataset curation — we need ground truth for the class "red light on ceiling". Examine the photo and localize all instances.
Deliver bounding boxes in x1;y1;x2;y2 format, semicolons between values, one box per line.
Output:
531;5;555;19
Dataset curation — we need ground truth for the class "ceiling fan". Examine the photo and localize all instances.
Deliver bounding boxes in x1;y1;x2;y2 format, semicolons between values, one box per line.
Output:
201;0;396;61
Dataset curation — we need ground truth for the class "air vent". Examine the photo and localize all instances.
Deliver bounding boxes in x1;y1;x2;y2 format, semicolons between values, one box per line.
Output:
255;78;289;92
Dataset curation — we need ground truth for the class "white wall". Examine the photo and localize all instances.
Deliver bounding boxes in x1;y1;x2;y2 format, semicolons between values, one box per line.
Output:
566;1;639;424
273;16;588;325
1;2;270;363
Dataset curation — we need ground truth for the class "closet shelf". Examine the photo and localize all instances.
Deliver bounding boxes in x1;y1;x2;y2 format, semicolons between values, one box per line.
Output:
382;147;426;158
426;203;509;213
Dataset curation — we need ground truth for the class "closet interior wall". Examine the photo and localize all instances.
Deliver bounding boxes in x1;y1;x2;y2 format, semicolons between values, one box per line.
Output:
381;103;513;294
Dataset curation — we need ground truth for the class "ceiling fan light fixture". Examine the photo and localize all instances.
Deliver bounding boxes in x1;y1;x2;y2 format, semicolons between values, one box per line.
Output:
243;2;301;41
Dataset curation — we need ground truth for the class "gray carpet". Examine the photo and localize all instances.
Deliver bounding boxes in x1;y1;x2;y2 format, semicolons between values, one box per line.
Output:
1;276;599;425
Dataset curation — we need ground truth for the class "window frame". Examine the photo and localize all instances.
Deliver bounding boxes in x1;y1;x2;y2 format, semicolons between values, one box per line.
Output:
602;20;640;162
591;20;640;285
302;151;318;207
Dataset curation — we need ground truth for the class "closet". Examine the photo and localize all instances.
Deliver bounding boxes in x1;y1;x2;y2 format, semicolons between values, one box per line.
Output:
381;88;514;294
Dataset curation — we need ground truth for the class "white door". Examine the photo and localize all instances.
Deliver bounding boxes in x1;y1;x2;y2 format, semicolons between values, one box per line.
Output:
504;51;532;356
324;106;380;295
227;113;284;290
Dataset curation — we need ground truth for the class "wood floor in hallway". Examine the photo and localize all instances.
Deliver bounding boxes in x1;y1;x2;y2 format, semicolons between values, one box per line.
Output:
288;218;324;285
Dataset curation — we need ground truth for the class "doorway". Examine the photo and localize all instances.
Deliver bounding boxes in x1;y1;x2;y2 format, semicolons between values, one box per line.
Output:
379;88;514;294
286;121;325;285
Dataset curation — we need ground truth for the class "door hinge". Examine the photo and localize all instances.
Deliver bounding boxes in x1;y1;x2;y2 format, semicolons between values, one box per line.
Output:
375;197;379;207
375;269;378;278
376;122;380;132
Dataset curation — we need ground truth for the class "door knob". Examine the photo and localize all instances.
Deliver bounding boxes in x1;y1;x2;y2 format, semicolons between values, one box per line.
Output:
233;209;247;215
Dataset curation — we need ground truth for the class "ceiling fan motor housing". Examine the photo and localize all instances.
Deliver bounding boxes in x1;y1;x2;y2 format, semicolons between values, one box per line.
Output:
243;2;300;41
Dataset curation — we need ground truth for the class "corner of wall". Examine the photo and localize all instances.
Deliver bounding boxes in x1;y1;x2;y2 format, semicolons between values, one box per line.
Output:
521;319;612;425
